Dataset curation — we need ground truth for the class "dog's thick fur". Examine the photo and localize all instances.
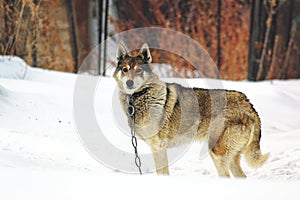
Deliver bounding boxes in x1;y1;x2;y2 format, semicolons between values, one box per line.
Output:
114;43;269;177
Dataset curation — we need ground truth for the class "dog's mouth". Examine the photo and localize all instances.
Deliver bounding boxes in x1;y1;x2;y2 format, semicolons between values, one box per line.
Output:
122;83;136;94
126;85;134;90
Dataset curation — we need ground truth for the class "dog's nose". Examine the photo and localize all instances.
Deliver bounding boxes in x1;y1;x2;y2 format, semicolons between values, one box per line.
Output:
126;80;134;88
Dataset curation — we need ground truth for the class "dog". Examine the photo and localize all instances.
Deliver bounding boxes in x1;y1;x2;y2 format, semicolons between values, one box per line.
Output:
113;43;269;177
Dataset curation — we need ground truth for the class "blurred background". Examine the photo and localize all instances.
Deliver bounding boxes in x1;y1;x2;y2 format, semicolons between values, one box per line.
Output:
0;0;299;81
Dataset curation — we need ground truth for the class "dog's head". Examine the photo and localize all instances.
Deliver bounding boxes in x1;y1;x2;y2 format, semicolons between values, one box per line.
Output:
113;43;154;94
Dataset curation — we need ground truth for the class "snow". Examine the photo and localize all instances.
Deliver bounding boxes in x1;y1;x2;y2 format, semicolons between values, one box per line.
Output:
1;56;300;199
0;56;28;79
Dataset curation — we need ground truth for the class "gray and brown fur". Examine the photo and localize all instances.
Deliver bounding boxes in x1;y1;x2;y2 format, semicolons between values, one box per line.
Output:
114;43;269;178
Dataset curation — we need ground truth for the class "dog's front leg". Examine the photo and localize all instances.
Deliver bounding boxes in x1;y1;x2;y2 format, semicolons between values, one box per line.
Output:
150;145;169;175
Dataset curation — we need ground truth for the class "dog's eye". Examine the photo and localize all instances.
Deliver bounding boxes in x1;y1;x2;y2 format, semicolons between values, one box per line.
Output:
122;68;128;73
136;68;143;74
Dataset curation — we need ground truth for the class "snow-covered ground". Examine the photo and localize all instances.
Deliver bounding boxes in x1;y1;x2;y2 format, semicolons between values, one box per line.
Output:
1;56;300;199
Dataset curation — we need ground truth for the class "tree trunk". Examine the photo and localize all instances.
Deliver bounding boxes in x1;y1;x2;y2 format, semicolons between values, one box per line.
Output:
248;0;300;81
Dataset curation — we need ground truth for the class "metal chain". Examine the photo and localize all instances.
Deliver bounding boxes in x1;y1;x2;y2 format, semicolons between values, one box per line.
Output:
127;96;142;175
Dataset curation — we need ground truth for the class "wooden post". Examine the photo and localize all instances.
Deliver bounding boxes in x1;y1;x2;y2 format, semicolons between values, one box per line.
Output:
217;0;221;72
248;0;266;81
98;0;103;75
67;0;78;72
71;0;91;73
267;0;293;79
103;0;109;76
285;0;300;79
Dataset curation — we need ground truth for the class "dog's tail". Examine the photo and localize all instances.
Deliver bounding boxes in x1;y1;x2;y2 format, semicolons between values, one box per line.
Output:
244;116;269;168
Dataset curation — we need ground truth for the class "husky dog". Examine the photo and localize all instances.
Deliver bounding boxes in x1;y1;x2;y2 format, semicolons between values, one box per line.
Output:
113;43;269;177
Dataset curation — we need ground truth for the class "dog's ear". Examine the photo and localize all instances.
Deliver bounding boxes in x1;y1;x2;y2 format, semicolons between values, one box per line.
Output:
139;43;152;63
116;43;127;62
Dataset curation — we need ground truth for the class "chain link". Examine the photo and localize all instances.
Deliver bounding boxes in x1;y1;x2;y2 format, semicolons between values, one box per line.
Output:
127;96;142;175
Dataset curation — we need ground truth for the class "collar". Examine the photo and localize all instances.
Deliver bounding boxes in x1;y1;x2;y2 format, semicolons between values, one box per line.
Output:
128;87;149;102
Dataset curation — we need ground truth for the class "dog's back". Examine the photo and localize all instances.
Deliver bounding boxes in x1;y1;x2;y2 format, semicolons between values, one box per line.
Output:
163;84;269;177
193;88;269;169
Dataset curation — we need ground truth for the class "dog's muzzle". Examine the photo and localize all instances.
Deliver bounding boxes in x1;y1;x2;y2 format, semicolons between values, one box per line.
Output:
126;79;134;89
